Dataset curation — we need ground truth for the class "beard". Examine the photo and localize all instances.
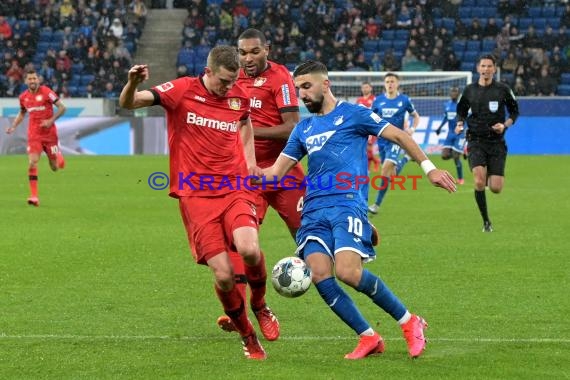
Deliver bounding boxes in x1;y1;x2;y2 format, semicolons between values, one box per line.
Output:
303;95;324;113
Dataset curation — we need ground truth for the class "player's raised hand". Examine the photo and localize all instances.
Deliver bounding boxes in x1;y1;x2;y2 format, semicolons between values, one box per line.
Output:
128;64;149;85
427;169;457;193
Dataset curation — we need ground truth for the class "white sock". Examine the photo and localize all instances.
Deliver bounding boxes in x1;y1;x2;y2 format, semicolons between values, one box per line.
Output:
360;328;375;337
398;311;412;325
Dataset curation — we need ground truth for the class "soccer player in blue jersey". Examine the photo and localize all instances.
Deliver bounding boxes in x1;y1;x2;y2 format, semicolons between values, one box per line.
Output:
435;86;465;185
368;73;421;214
259;61;456;360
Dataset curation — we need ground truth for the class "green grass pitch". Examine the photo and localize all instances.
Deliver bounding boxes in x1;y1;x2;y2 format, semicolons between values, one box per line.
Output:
1;155;569;379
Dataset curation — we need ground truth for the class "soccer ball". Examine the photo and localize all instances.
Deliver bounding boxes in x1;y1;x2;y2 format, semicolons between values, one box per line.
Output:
271;256;312;298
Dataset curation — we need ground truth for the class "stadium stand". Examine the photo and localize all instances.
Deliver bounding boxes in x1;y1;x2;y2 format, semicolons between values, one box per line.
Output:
1;0;569;98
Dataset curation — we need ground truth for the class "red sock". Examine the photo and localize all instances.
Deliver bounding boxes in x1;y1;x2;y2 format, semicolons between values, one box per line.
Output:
245;251;267;311
215;284;253;336
229;250;247;305
28;167;38;197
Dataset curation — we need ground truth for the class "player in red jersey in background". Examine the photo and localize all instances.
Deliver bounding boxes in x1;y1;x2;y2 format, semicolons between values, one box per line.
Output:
216;28;303;341
5;69;66;207
356;81;380;172
119;46;273;360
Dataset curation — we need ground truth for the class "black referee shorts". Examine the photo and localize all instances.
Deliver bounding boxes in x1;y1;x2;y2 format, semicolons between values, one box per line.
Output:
467;140;508;176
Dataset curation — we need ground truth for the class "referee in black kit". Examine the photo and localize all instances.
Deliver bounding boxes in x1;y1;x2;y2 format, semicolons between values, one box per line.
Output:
455;54;519;232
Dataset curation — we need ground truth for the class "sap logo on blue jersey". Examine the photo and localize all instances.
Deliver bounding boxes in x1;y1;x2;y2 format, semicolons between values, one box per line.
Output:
446;111;457;119
382;108;399;118
306;131;335;154
333;115;344;125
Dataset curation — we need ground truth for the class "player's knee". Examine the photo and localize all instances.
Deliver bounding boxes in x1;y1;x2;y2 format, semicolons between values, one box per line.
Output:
335;267;361;288
441;151;451;160
473;177;486;190
489;185;502;194
214;269;235;291
236;243;260;265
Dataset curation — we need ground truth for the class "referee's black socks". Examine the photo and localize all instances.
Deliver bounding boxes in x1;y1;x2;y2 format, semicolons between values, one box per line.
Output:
474;190;490;223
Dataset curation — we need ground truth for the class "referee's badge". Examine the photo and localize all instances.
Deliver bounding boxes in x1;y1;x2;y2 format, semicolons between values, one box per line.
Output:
489;101;499;112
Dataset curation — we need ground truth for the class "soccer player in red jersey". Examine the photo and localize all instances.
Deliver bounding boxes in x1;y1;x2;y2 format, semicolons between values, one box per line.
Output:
356;81;380;172
5;69;66;207
215;28;303;340
119;46;272;360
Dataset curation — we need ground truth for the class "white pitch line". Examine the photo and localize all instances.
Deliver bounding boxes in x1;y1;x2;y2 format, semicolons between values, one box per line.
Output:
0;334;568;343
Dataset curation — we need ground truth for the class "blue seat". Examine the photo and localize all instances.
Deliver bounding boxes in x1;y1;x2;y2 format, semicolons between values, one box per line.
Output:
481;7;496;18
460;62;475;72
458;7;471;19
463;50;479;62
476;0;493;5
466;40;481;52
37;41;50;52
561;73;570;85
482;39;496;51
442;18;456;31
67;86;78;96
363;39;378;52
39;29;52;42
395;29;410;40
71;63;84;75
518;18;533;29
378;39;393;51
542;7;556;18
557;84;570;96
382;30;395;40
176;49;193;66
452;39;466;53
463;0;476;6
548;18;560;29
80;75;95;86
470;8;485;19
528;7;542;18
392;40;407;52
533;18;547;30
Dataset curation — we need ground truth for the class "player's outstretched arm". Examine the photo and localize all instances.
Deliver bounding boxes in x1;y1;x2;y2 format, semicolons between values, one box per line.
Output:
254;154;297;184
380;124;456;193
119;64;154;110
5;110;25;134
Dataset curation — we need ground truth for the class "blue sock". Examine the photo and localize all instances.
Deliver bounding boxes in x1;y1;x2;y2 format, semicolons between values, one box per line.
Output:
315;277;370;335
374;176;389;206
356;269;407;321
455;157;463;180
396;156;409;175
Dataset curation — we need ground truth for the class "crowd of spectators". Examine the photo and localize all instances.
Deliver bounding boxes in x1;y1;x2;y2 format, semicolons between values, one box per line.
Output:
176;0;570;97
0;0;147;98
2;0;570;98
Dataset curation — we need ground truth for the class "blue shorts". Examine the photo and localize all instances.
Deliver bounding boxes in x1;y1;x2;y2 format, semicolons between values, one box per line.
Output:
378;139;403;164
443;132;466;153
295;205;376;263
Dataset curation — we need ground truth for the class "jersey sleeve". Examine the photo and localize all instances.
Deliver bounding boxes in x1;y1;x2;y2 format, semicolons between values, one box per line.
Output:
456;87;471;122
152;77;188;111
281;121;306;162
273;66;299;111
406;96;416;114
355;105;389;137
45;87;59;104
504;86;519;123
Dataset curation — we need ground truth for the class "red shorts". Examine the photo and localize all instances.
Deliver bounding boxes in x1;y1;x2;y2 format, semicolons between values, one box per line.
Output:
27;136;60;162
255;163;304;229
178;191;258;265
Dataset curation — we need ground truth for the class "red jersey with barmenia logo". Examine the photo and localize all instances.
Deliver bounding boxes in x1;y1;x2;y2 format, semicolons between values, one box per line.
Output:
153;76;251;198
19;85;59;140
238;61;299;168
